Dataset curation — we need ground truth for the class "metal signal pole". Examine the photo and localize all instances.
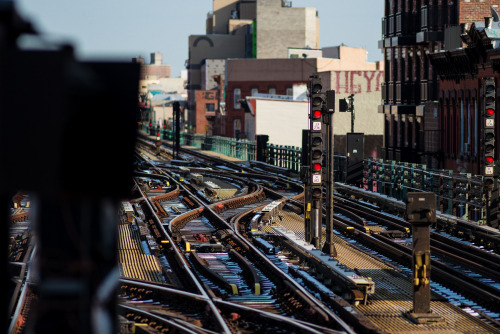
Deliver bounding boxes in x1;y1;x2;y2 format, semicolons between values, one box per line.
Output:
324;90;337;257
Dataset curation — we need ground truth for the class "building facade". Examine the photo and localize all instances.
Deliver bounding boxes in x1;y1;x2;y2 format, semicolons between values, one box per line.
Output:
195;90;220;136
380;0;500;168
187;0;321;132
133;52;171;81
429;19;500;174
223;46;384;156
256;0;319;59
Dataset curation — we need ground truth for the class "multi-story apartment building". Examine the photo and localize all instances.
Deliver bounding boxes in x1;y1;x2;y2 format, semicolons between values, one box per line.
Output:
428;14;500;174
380;0;500;168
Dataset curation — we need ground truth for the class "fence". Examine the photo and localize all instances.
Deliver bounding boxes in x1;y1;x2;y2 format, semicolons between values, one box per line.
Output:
363;158;485;223
143;125;256;161
142;125;488;224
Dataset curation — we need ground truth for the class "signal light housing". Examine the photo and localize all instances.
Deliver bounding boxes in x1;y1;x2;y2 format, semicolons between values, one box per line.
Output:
309;74;325;201
312;83;322;94
484;78;496;170
311;187;322;199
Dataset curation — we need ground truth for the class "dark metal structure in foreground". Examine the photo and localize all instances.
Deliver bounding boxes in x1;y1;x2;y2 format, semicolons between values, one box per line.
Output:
0;3;139;333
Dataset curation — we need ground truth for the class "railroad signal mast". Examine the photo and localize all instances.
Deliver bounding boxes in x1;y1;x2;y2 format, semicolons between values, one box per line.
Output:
302;74;337;256
483;77;499;228
308;75;326;248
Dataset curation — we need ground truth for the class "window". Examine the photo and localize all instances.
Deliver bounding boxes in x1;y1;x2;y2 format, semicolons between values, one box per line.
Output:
269;87;276;95
234;119;241;139
234;88;241;109
290;54;299;58
251;88;258;96
206;103;215;112
286;87;293;96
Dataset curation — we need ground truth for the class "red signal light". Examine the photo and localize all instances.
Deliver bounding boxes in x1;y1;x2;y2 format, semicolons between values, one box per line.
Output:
487;108;495;116
486;156;494;164
313;163;322;171
313;109;322;118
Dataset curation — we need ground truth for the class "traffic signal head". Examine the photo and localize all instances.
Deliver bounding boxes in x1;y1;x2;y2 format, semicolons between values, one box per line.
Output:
310;76;322;94
484;78;496;173
310;75;325;118
310;130;324;199
308;74;325;200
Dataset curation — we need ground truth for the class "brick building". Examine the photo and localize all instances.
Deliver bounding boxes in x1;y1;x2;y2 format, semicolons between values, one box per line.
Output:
187;0;320;131
133;52;171;80
223;47;384;157
429;18;500;174
379;0;500;168
195;90;220;136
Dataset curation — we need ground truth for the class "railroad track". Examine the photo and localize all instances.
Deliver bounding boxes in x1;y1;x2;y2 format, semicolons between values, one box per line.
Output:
119;279;344;334
8;134;500;333
335;184;500;253
134;135;500;331
129;147;356;333
328;194;500;314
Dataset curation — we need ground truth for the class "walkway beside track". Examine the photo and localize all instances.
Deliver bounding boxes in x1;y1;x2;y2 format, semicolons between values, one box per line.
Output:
262;211;498;334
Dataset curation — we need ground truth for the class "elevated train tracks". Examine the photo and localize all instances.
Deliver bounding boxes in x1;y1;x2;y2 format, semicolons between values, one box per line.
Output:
7;134;500;333
120;135;500;333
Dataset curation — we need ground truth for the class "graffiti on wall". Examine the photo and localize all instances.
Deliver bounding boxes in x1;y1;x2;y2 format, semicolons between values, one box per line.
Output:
334;71;384;94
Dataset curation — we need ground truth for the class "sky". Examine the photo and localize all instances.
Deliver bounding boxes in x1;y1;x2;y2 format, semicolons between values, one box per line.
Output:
16;0;384;77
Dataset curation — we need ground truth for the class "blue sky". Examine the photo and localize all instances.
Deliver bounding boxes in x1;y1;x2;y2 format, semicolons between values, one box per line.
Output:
17;0;383;77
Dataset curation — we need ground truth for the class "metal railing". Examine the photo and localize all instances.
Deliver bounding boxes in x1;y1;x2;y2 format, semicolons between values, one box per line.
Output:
143;126;256;161
363;158;485;223
142;125;490;224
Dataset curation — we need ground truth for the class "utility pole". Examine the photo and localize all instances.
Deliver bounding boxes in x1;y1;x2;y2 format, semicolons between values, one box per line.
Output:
339;94;355;133
174;101;181;159
324;90;337;257
300;130;312;242
349;94;355;133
